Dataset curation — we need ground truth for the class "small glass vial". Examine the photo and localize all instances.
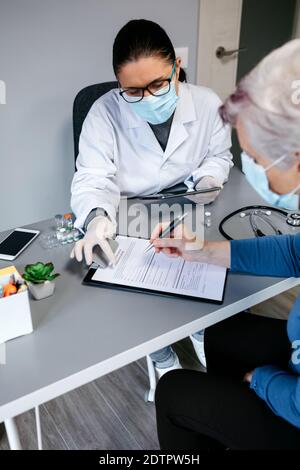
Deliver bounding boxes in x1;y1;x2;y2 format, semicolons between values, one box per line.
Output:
54;213;65;245
66;230;74;243
59;230;69;245
72;228;82;242
55;214;64;230
63;213;73;231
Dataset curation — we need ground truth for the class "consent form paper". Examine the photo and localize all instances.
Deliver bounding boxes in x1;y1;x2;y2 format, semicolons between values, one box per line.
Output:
91;236;227;302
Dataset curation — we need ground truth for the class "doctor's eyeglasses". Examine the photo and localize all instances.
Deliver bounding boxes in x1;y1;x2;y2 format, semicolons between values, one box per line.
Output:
119;62;176;103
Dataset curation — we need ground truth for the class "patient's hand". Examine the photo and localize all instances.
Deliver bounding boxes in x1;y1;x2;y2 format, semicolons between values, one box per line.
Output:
243;371;254;384
150;223;231;268
150;223;204;261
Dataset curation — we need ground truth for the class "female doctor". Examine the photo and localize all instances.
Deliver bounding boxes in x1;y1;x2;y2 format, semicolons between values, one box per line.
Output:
70;19;233;375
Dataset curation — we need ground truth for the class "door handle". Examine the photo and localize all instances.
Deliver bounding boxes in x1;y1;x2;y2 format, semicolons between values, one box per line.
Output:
216;46;247;59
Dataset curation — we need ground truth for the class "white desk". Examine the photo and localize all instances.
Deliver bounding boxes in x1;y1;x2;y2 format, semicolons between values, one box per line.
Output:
1;168;299;449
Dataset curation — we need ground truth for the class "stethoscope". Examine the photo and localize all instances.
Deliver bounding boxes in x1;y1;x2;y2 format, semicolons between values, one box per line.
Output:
219;205;300;240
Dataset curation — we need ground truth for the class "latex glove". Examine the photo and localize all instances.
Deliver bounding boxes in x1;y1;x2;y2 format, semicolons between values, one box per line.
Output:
185;176;223;205
70;216;116;266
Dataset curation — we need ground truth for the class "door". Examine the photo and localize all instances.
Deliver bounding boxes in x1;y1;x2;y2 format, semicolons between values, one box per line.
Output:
196;0;243;101
232;0;297;165
197;0;298;167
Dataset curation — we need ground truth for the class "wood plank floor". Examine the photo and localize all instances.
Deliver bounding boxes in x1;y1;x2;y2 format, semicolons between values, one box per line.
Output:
1;286;299;450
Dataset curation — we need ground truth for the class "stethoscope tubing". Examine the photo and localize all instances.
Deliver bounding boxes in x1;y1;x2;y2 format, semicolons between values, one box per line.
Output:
219;205;288;240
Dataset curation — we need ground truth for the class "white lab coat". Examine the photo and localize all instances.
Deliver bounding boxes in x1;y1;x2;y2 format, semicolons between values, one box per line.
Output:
71;82;233;228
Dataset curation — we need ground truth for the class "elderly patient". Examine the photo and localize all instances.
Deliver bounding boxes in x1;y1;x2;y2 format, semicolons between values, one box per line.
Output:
152;40;300;450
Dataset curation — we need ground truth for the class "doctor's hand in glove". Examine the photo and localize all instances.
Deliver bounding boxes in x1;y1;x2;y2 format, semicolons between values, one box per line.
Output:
185;176;223;205
70;216;116;266
150;222;230;267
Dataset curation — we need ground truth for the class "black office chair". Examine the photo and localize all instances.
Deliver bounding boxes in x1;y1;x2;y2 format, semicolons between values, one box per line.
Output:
73;81;118;165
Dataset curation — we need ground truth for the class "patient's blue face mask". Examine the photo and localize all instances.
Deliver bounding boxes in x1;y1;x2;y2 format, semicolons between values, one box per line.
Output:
241;151;300;210
129;64;179;125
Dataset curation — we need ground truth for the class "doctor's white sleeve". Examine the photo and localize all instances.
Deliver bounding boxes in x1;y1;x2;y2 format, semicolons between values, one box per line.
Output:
191;98;233;185
71;103;120;229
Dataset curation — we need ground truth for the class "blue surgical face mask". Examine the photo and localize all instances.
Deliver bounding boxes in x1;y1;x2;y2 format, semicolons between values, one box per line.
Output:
241;151;300;210
129;64;179;125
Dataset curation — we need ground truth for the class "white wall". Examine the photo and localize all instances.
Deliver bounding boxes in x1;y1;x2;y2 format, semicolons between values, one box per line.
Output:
0;0;199;231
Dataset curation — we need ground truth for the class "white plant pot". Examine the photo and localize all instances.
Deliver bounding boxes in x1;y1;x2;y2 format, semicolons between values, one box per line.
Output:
27;280;55;300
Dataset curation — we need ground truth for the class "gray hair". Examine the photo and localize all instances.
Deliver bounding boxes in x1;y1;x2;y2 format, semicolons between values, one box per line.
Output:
220;39;300;169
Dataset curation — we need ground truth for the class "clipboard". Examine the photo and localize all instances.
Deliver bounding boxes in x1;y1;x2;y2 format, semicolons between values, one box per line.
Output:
83;236;228;305
83;267;228;304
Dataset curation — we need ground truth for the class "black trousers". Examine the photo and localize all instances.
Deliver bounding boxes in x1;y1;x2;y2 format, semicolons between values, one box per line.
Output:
155;313;300;450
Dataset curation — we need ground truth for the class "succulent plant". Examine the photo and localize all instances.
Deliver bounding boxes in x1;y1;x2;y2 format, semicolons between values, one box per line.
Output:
23;262;60;285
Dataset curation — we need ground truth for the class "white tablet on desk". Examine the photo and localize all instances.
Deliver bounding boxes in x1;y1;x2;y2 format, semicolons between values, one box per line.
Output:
83;236;228;304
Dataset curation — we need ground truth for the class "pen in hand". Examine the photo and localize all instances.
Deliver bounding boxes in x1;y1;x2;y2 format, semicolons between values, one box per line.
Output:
144;212;188;253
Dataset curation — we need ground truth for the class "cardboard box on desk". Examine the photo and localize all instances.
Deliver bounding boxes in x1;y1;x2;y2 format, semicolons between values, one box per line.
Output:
0;266;33;344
